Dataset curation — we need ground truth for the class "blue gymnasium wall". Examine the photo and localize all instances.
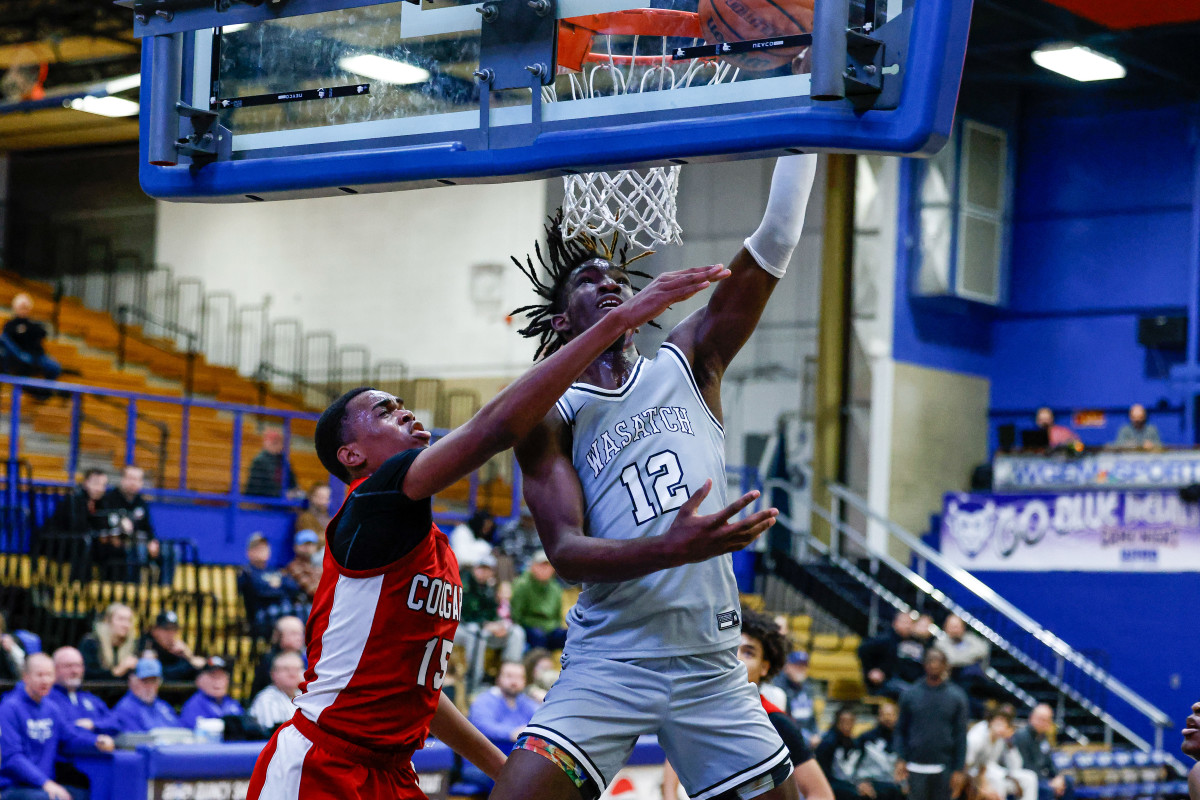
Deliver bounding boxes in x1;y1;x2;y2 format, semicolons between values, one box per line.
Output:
895;100;1199;447
894;92;1200;731
149;503;296;567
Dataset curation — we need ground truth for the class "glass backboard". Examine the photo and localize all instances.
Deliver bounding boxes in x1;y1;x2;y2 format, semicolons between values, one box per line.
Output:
130;0;971;201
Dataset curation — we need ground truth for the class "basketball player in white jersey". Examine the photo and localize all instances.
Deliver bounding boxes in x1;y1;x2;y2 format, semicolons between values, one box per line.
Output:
490;154;819;800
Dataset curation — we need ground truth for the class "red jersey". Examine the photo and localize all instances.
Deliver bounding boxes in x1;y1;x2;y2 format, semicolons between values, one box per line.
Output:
293;450;462;751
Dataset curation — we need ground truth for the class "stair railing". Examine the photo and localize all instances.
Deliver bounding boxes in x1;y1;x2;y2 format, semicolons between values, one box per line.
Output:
115;305;199;397
807;480;1176;761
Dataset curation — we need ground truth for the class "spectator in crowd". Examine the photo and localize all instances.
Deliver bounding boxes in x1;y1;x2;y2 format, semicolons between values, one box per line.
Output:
79;603;139;682
509;551;566;651
468;661;539;746
40;470;110;578
0;653;114;800
295;483;332;540
853;701;903;800
250;616;306;697
521;649;558;704
136;611;205;681
816;707;863;797
935;614;989;707
965;705;1035;800
1182;700;1200;800
237;533;308;639
450;510;496;568
894;649;968;800
494;513;541;572
248;651;304;732
0;610;26;682
912;615;934;645
1034;408;1079;450
858;611;926;699
179;657;243;729
244;428;300;499
456;554;525;695
111;657;183;732
46;647;116;736
1112;404;1162;451
1;293;61;383
284;530;322;600
98;465;166;581
772;650;817;738
1013;704;1075;800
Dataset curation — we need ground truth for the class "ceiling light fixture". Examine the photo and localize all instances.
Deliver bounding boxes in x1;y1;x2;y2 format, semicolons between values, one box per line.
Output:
103;74;142;94
338;54;431;85
66;96;140;117
1031;43;1126;82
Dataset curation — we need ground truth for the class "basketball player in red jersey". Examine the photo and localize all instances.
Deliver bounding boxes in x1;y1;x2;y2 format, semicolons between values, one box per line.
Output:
246;264;775;800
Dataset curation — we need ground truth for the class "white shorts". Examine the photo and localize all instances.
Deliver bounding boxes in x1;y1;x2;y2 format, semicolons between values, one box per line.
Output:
515;649;792;800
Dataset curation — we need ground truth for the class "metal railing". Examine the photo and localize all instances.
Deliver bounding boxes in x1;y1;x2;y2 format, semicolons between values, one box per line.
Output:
116;304;199;396
812;481;1177;762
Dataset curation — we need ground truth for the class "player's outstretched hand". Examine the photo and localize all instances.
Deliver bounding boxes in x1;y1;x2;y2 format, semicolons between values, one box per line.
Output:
617;265;729;329
662;479;777;563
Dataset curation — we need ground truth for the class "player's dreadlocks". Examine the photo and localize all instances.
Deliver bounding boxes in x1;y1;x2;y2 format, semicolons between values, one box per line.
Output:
511;210;655;361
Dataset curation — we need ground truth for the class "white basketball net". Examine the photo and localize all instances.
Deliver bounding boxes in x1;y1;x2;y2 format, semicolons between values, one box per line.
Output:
543;34;738;250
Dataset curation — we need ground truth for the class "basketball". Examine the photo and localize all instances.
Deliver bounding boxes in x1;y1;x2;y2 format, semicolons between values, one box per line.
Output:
697;0;814;71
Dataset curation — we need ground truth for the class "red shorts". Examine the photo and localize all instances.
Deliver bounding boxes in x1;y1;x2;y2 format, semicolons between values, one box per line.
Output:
248;712;423;800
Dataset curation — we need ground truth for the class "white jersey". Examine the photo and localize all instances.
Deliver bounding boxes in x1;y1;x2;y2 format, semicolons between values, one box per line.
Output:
554;342;742;658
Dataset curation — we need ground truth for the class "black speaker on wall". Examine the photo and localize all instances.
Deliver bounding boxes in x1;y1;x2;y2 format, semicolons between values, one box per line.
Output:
1138;316;1187;349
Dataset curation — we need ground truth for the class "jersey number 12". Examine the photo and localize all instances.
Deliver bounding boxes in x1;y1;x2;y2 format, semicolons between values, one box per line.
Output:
619;450;689;525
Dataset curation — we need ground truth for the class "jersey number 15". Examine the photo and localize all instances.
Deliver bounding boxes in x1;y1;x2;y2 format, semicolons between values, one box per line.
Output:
619;450;689;525
418;637;453;690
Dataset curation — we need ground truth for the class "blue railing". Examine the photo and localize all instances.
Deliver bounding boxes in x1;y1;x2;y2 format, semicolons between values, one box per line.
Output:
0;375;523;559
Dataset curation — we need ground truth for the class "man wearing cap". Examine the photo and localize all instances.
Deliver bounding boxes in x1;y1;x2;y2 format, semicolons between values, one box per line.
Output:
137;611;205;681
0;652;115;800
457;554;526;695
510;551;566;651
237;533;308;639
773;650;817;739
111;658;184;732
45;647;118;736
179;657;244;729
284;530;323;599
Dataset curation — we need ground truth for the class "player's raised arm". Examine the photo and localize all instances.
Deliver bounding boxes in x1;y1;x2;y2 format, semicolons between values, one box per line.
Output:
401;265;727;500
516;413;778;584
666;154;818;397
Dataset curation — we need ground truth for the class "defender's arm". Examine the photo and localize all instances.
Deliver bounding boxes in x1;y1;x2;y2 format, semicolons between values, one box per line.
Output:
429;693;507;780
404;266;726;500
666;155;819;398
516;412;777;584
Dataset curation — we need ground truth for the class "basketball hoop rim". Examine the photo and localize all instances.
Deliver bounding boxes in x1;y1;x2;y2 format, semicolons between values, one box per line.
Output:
557;9;707;70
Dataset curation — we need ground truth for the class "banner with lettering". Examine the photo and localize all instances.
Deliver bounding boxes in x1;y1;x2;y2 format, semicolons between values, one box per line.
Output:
940;490;1200;571
992;451;1200;491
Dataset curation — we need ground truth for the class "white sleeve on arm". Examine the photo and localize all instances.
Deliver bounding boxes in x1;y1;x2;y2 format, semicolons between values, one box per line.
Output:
743;153;820;278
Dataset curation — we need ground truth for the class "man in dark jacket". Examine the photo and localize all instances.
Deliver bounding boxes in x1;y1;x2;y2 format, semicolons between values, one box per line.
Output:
858;611;926;699
894;649;968;800
1012;704;1075;800
136;611;206;681
853;701;903;800
244;428;299;498
816;707;864;800
237;533;308;639
1;293;61;382
99;465;168;582
39;469;112;580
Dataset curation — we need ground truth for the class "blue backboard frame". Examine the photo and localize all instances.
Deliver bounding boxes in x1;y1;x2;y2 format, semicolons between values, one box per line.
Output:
134;0;972;202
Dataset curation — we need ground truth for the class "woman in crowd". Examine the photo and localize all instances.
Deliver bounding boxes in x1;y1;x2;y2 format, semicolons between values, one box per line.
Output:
79;602;140;681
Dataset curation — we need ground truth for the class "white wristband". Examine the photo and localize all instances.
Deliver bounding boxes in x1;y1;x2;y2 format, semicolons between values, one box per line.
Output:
744;153;819;278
